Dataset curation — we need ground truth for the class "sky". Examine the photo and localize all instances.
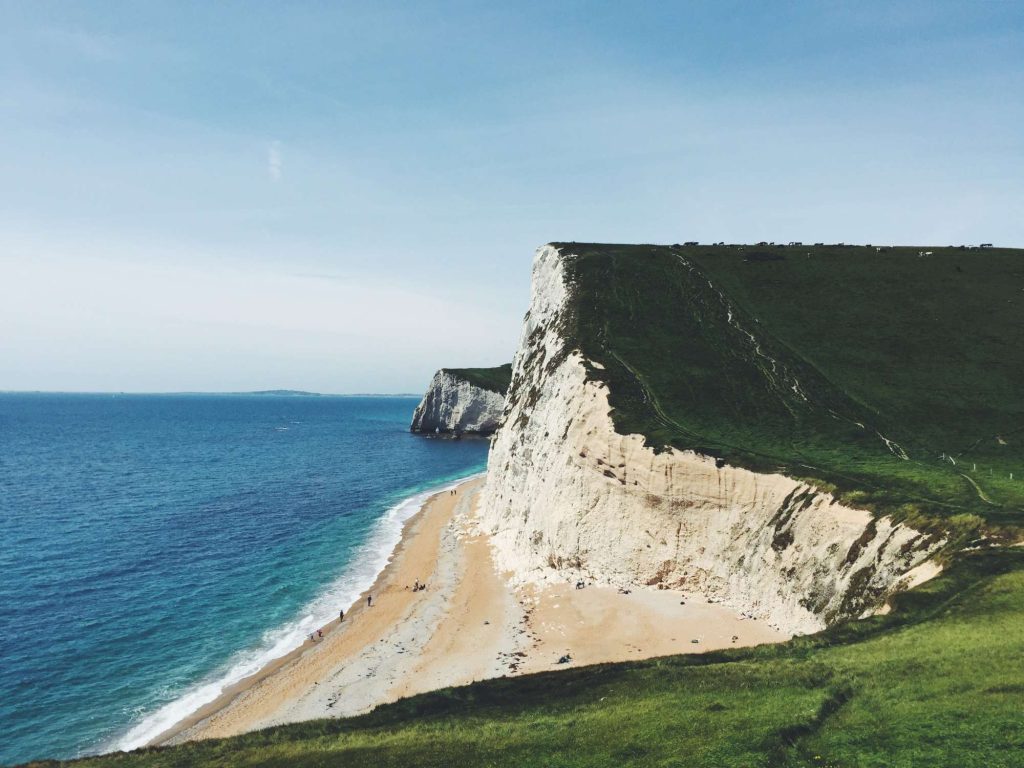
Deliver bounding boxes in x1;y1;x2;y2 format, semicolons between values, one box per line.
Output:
1;1;1022;393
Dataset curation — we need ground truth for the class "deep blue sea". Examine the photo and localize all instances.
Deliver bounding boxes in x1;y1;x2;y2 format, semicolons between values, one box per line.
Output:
0;393;489;766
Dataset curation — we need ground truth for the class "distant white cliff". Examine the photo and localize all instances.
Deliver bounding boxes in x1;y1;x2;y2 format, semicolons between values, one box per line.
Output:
480;245;942;636
410;369;508;435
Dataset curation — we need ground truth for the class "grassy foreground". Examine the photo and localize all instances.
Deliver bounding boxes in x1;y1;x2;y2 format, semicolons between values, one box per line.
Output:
554;243;1024;530
26;549;1024;768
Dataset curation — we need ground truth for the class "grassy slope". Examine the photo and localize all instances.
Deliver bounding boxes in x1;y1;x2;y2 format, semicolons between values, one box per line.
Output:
443;364;513;395
553;243;1024;530
31;550;1024;768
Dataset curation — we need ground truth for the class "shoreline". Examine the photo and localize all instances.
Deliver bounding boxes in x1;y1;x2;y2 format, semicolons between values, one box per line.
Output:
140;476;787;748
152;476;493;745
115;473;483;752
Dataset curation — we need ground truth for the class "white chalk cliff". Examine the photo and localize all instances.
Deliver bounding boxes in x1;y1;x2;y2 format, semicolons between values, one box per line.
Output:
411;370;506;435
481;245;942;635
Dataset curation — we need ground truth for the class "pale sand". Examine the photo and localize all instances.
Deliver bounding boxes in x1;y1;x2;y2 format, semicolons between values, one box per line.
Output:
156;477;786;745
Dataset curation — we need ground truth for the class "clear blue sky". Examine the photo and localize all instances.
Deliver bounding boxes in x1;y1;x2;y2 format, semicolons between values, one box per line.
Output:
2;1;1021;393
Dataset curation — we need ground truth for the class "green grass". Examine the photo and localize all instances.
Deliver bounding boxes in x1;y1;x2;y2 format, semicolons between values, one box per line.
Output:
28;549;1024;767
550;243;1024;530
443;364;513;395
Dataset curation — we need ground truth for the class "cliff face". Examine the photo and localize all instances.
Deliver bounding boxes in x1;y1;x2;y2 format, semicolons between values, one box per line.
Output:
481;245;942;635
410;369;508;435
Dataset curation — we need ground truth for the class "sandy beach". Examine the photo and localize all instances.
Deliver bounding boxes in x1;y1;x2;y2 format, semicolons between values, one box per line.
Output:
154;477;786;745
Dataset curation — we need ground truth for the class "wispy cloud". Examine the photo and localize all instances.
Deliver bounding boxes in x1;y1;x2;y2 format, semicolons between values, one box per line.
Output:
38;28;118;61
267;141;282;182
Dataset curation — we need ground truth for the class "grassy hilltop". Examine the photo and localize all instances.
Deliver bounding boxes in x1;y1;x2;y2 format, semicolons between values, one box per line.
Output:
553;242;1024;532
443;364;513;395
28;243;1024;768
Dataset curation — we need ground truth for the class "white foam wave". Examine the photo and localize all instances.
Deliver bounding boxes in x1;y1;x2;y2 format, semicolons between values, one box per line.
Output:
108;472;482;754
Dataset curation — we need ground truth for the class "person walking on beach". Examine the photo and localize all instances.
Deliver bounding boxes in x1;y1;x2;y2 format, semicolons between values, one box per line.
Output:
367;594;373;608
339;609;345;622
317;629;323;639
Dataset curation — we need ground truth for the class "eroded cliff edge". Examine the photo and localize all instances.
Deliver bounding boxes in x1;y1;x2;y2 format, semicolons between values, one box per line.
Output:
481;245;943;635
411;366;512;435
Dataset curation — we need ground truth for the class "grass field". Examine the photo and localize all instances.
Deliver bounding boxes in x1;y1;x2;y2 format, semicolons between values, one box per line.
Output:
29;549;1024;768
444;364;513;395
553;243;1024;531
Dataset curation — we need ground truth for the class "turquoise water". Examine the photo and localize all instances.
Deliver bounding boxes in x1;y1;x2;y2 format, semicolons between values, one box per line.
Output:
0;393;489;765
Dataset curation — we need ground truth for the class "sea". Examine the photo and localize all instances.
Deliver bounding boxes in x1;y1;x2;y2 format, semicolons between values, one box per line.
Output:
0;393;490;766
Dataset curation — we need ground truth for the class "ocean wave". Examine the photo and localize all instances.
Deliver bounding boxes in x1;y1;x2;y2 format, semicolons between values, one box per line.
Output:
107;472;483;754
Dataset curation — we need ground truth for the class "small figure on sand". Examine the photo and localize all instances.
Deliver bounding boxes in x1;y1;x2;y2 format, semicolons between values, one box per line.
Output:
317;629;323;639
309;633;316;642
414;578;420;591
339;609;345;622
367;594;373;608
